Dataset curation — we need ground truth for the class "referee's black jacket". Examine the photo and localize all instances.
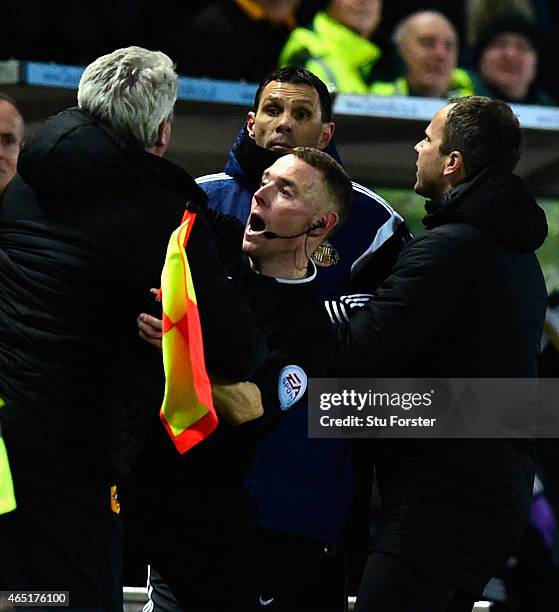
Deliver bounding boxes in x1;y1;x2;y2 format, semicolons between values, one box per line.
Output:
125;209;336;524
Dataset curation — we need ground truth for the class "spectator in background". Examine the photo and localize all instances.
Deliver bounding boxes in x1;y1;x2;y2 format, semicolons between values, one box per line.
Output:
0;93;24;196
371;11;475;98
465;0;537;47
470;13;556;105
279;0;384;93
379;2;466;43
171;0;300;82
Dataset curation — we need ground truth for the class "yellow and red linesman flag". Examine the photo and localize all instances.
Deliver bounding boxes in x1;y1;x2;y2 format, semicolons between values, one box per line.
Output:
159;211;217;454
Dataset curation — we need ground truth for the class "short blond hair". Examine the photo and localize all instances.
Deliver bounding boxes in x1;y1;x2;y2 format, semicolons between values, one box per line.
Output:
291;147;353;228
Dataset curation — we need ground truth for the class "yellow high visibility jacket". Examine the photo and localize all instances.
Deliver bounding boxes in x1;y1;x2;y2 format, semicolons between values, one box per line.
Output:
279;11;382;93
0;398;16;514
370;69;476;99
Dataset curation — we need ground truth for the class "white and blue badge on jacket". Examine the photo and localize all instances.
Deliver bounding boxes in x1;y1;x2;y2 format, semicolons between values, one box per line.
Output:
278;365;307;411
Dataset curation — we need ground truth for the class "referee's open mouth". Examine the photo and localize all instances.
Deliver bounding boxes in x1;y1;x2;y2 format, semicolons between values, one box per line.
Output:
246;212;266;235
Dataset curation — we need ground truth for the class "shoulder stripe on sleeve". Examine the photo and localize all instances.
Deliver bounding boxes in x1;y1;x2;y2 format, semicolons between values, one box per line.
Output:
335;301;350;323
340;294;374;308
324;300;335;325
340;293;374;301
196;172;234;185
324;300;350;324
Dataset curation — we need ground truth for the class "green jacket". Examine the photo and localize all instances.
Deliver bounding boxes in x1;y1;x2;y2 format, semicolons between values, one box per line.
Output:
370;69;476;98
279;11;382;93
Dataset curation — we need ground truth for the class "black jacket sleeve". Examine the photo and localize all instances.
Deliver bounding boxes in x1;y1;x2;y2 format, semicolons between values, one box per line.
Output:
203;207;245;270
333;231;470;376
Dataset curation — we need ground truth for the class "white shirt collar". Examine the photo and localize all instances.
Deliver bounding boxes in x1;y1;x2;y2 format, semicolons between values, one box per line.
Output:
248;258;317;284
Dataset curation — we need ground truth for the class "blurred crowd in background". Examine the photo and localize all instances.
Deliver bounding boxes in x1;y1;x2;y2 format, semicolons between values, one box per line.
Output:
1;0;559;105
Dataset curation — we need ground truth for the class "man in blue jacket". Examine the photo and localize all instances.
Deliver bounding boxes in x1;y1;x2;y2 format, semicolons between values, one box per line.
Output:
198;66;411;298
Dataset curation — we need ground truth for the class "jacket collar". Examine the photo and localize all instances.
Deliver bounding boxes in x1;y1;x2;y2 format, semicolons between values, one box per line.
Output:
18;108;207;210
227;128;285;191
225;127;345;189
422;168;490;229
422;167;547;252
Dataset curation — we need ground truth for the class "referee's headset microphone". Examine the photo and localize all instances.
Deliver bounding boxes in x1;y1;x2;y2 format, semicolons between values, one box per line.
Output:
263;219;326;240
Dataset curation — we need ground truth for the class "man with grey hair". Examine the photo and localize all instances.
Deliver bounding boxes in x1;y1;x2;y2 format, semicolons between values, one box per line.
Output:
371;11;475;98
0;47;265;609
76;47;177;152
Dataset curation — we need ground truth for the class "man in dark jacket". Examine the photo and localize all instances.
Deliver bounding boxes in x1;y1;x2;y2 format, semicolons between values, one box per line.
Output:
333;96;548;611
132;147;353;611
0;46;266;610
142;67;409;610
